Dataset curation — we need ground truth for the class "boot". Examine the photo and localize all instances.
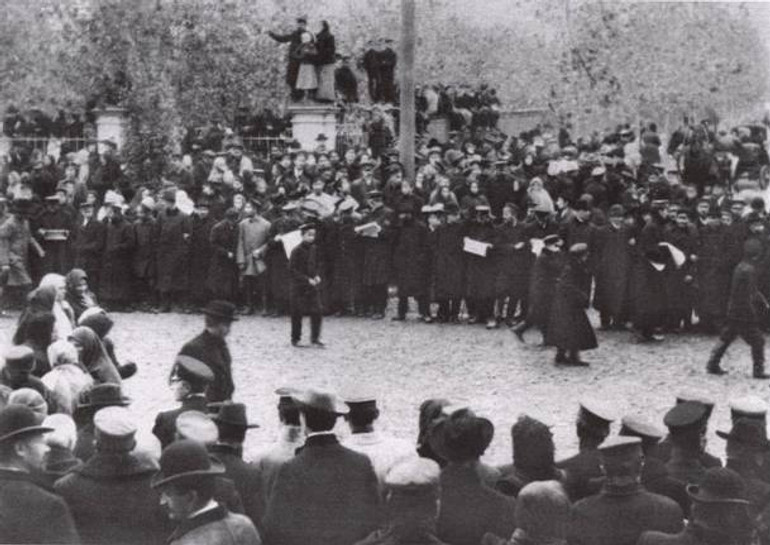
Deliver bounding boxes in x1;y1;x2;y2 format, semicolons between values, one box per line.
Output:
753;360;770;379
706;344;728;375
554;349;567;365
566;350;590;367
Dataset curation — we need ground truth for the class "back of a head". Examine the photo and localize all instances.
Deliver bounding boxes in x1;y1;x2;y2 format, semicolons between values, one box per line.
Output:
515;481;570;542
512;415;555;470
43;413;77;450
8;388;48;424
302;407;337;433
278;397;301;426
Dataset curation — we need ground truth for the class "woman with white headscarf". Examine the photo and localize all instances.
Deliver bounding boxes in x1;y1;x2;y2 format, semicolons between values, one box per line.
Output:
39;273;75;340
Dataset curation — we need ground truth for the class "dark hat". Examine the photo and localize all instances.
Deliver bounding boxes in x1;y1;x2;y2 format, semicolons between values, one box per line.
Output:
428;407;494;463
296;15;308;23
151;439;225;489
202;300;238;322
745;212;764;225
225;137;244;150
543;234;562;247
598;435;643;458
5;346;35;372
210;401;259;429
664;401;707;432
444;202;460;215
619;416;665;444
292;388;349;415
384;457;440;496
687;468;750;505
728;396;767;423
78;384;131;409
368;190;384;200
608;204;625;218
161;188;177;204
299;222;317;233
573;199;590;212
675;390;715;413
316;133;328;142
173;355;214;386
94;406;138;453
716;418;770;451
0;405;53;444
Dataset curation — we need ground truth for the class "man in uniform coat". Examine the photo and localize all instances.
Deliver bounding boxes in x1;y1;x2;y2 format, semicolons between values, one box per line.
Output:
263;388;381;545
56;407;170;545
569;436;683;545
178;300;237;403
153;355;214;449
0;405;80;544
663;402;716;487
34;192;75;276
156;188;192;313
429;407;516;545
208;402;263;531
354;457;449;545
289;223;324;347
638;468;756;545
151;440;261;545
71;201;105;294
706;239;770;378
557;398;614;501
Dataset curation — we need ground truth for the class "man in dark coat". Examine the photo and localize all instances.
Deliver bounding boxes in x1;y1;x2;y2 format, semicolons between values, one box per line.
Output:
694;209;728;333
178;300;237;403
638;468;756;545
132;198;158;308
545;242;597;366
706;238;770;378
289;223;324;347
263;389;381;545
99;202;134;309
207;208;239;304
557;398;614;502
56;406;170;545
464;205;499;328
153;355;214;449
34;192;75;276
433;203;465;323
634;202;670;342
594;204;634;329
662;209;698;331
209;402;263;532
354;457;449;545
570;436;684;545
72;383;131;462
392;204;431;322
329;202;363;315
662;402;716;487
156;188;192;312
335;55;359;103
0;405;80;544
266;204;302;316
189;200;216;308
494;203;531;325
268;17;307;100
359;191;393;318
429;407;516;545
71;201;105;293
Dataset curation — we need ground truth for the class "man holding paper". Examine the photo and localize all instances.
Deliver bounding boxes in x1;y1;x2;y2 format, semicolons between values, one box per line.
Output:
464;205;498;328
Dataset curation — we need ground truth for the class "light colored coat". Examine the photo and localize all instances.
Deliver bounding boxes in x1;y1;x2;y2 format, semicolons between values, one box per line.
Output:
237;216;272;276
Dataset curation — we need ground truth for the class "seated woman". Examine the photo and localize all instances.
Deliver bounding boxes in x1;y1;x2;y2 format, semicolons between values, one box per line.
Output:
78;307;137;380
65;269;98;322
41;339;94;415
68;326;122;385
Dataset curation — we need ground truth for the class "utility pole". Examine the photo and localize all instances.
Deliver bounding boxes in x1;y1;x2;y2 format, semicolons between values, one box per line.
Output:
399;0;416;178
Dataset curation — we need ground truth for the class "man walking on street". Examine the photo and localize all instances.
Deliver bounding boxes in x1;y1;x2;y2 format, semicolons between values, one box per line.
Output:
706;239;770;378
289;223;324;347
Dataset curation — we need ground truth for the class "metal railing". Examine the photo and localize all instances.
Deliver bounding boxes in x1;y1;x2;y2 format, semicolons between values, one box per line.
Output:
1;136;95;160
241;136;290;156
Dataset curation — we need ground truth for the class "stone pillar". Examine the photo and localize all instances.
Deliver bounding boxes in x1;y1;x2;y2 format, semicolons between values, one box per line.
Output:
95;107;129;153
288;104;337;151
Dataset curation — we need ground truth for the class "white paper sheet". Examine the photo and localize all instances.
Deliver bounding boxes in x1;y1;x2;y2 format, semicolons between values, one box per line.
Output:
463;237;491;257
280;229;303;259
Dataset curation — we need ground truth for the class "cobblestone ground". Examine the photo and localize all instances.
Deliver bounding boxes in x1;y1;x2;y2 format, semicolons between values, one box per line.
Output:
2;308;768;465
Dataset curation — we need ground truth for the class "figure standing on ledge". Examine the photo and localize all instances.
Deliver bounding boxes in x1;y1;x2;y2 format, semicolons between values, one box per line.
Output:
268;17;307;102
314;20;337;103
293;31;318;102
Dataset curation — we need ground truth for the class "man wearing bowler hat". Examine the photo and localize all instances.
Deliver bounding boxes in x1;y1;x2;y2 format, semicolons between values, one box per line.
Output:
179;300;238;402
0;405;80;544
638;468;755;545
263;388;381;545
152;439;261;545
56;406;170;544
209;401;263;531
569;436;683;545
153;355;215;449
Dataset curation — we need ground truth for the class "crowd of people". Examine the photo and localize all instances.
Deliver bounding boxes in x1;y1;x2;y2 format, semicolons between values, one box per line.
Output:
417;83;502;132
0;285;768;544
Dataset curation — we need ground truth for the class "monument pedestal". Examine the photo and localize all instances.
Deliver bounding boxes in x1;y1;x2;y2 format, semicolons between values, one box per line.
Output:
288;104;337;151
95;107;129;153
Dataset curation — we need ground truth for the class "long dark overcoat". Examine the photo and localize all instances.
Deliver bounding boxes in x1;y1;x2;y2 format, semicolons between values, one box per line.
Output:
189;213;215;296
155;208;191;293
433;222;465;300
179;330;234;403
99;217;134;301
361;206;394;287
207;218;237;300
132;217;157;282
393;221;430;297
289;241;322;315
545;258;598;351
526;249;565;329
594;223;633;317
464;221;498;300
493;222;531;299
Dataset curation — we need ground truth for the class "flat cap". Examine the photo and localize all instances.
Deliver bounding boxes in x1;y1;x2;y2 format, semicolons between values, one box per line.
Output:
94;406;137;438
5;346;35;372
175;410;218;444
579;397;615;425
664;401;707;431
173;356;214;385
729;396;767;421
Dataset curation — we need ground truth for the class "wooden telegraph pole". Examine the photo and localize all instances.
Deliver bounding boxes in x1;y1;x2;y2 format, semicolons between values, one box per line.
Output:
399;0;416;178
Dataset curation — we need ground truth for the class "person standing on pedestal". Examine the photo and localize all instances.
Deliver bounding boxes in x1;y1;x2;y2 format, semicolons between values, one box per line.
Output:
268;17;307;102
314;21;336;103
293;32;318;103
